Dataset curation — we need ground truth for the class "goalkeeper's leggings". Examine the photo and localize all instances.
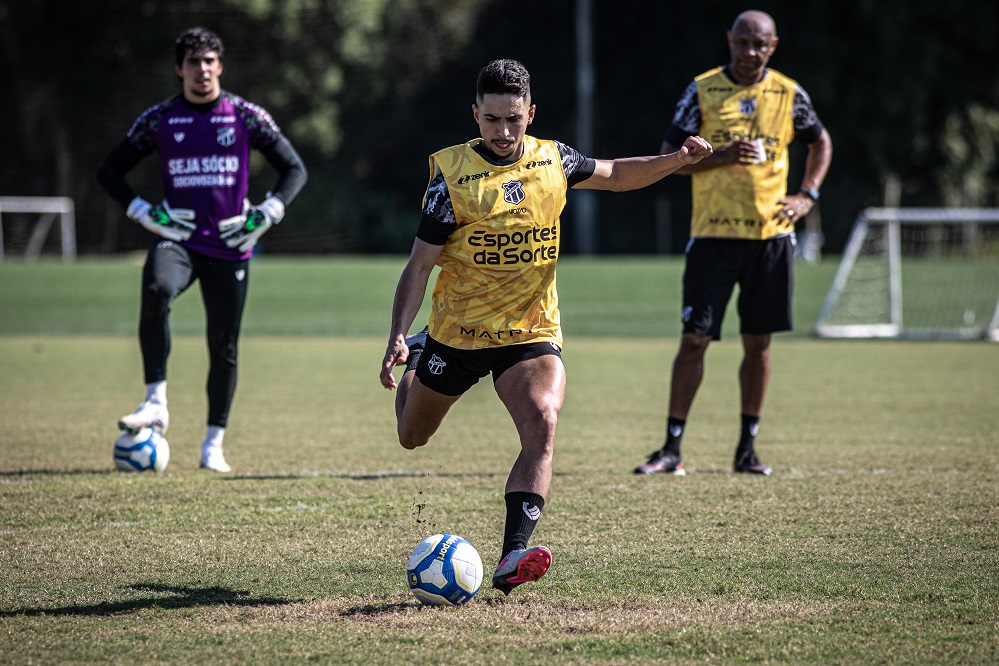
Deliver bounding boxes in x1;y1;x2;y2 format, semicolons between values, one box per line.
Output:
138;240;250;427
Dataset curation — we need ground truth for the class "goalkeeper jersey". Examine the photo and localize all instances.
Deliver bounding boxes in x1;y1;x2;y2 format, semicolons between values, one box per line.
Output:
124;91;285;260
424;136;570;350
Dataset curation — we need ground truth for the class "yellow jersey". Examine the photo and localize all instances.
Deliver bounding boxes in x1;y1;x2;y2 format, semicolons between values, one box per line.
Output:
691;67;799;240
425;136;567;349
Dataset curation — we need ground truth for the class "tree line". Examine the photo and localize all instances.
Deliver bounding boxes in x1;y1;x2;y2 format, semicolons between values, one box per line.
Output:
1;0;995;256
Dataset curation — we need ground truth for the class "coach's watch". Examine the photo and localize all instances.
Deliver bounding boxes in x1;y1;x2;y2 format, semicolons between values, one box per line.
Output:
801;187;820;201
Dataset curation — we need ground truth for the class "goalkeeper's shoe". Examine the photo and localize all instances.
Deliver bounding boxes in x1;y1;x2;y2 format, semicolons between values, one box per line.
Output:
118;401;169;435
404;326;428;373
633;449;685;475
200;447;232;473
491;546;552;596
734;450;772;476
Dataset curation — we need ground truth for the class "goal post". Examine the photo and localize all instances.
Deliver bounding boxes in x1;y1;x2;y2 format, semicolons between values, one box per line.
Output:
0;196;77;262
814;207;999;341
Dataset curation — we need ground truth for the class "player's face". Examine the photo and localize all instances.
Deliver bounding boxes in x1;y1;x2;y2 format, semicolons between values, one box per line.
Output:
726;24;777;85
472;94;535;161
176;49;223;103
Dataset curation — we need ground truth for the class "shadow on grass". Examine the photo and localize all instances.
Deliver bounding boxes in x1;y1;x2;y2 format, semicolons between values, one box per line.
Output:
0;469;115;477
223;471;505;482
1;583;297;617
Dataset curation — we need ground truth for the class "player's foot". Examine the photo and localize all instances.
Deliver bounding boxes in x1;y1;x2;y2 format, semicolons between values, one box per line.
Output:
633;449;685;475
119;401;169;434
200;447;232;473
491;546;552;596
734;450;772;475
404;326;428;372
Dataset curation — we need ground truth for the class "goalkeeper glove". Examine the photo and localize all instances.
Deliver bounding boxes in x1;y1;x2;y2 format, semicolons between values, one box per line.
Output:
219;196;285;253
127;197;196;241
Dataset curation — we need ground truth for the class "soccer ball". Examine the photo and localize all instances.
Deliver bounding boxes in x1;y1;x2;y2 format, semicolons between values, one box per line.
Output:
407;534;483;606
113;428;170;472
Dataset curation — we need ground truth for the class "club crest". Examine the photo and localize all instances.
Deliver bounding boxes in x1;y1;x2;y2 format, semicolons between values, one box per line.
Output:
427;353;446;375
216;127;236;147
739;97;757;116
173;132;185;142
502;180;526;205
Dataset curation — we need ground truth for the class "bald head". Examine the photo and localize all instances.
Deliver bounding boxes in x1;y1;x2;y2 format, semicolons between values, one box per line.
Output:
731;10;776;35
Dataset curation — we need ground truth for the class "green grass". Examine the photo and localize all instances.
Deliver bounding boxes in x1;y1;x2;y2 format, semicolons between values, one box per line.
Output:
1;257;996;665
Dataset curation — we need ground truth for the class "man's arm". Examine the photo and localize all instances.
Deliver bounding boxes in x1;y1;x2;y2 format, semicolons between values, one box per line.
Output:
96;138;145;209
573;136;712;192
380;239;444;390
258;137;309;205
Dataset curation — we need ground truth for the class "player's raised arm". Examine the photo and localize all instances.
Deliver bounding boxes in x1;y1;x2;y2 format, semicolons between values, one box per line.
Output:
574;135;712;192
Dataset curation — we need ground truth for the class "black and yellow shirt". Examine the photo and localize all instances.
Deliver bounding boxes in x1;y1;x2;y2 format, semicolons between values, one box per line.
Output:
664;66;825;240
416;135;593;349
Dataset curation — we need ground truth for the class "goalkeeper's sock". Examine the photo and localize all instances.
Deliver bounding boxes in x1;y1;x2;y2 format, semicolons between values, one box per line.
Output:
501;492;545;558
663;417;686;457
736;414;760;458
203;426;225;452
144;381;167;406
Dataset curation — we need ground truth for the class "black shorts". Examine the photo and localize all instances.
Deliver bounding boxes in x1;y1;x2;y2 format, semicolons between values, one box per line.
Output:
415;336;563;397
681;236;794;340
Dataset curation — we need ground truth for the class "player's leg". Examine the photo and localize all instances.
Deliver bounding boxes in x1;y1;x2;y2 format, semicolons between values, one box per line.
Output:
120;241;196;434
732;236;793;475
636;238;735;475
195;255;250;472
490;347;565;595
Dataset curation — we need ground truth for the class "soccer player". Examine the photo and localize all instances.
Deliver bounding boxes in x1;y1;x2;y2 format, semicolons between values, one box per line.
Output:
634;10;833;476
379;59;711;595
97;27;308;472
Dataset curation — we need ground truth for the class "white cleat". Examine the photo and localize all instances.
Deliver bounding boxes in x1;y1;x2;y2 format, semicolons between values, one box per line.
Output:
200;448;232;473
119;401;169;434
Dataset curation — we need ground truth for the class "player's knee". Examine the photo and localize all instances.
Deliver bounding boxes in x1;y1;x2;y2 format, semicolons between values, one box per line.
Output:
397;423;429;450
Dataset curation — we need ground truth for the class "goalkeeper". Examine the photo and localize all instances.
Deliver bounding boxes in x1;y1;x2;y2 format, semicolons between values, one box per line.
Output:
97;26;307;472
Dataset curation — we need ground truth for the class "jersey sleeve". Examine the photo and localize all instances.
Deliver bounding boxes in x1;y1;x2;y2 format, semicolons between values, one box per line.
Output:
553;140;596;187
662;80;700;148
230;94;284;149
416;173;456;245
792;85;825;145
125;101;169;156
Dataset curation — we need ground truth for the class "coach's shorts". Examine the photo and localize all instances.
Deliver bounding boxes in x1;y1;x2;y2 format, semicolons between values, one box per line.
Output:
415;336;563;396
681;235;794;340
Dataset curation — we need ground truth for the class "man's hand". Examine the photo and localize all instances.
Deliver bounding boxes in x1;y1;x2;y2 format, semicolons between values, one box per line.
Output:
380;335;409;390
219;196;285;253
678;135;713;165
127;197;196;241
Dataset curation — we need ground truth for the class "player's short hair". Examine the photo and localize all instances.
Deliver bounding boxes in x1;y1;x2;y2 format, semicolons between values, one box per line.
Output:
175;27;224;66
476;59;531;101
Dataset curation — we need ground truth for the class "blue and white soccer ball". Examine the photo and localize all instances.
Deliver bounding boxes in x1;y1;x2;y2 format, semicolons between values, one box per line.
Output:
113;428;170;472
407;534;483;606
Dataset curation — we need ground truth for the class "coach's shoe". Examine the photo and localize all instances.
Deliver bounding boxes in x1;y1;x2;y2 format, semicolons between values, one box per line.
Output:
118;400;169;435
404;326;428;372
492;546;552;596
633;449;686;475
734;450;772;476
200;447;232;473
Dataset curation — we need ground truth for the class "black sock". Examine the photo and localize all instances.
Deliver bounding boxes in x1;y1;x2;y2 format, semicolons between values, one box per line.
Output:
663;417;686;457
501;492;545;558
736;414;760;458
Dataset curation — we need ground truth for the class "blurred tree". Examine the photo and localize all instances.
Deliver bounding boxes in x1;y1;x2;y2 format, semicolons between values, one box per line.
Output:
0;0;994;256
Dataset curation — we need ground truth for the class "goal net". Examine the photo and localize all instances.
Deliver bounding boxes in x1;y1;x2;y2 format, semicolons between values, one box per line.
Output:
814;208;999;341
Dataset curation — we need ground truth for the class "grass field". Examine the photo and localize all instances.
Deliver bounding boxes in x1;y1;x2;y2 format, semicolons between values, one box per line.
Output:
1;257;997;664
